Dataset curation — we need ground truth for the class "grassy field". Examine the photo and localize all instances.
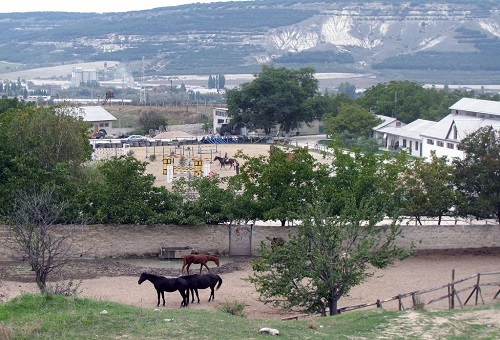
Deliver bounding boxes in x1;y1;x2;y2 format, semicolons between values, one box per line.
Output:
0;294;498;339
105;105;211;130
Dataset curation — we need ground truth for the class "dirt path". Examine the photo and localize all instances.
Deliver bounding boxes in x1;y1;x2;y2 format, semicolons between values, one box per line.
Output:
2;250;499;319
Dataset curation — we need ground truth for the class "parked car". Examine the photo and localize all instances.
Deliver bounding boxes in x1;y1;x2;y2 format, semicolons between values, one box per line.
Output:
122;135;148;143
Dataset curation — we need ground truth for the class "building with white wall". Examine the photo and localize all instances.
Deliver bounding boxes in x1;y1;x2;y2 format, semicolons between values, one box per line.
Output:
373;98;500;160
420;98;500;160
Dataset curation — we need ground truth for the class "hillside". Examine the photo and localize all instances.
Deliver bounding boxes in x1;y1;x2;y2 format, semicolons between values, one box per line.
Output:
0;0;499;84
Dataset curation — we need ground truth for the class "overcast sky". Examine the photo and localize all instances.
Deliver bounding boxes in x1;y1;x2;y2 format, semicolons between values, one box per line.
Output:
0;0;248;14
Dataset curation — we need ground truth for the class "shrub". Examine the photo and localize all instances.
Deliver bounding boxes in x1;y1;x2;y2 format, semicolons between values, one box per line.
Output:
218;300;245;316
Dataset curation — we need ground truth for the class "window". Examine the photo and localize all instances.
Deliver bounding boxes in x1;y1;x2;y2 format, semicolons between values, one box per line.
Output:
427;139;434;145
402;139;407;148
437;141;444;147
453;126;458;140
447;143;454;149
217;119;224;124
415;142;419;151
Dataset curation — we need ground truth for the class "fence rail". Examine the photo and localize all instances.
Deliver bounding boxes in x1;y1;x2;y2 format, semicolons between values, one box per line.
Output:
337;270;500;315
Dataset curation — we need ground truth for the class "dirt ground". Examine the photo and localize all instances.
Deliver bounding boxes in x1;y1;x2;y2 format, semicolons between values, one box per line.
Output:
128;140;331;187
1;249;499;320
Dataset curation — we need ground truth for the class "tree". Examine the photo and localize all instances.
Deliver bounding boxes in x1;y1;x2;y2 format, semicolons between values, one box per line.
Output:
226;65;318;134
399;153;457;225
7;187;87;293
323;103;382;139
138;109;168;134
248;193;412;316
0;105;92;216
338;82;358;99
75;155;168;224
234;147;329;226
453;126;500;221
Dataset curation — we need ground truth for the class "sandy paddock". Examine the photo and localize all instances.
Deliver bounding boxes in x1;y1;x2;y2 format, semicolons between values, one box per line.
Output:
2;251;499;320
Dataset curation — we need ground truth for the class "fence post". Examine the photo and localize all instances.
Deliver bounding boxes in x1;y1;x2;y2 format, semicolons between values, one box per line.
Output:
451;269;455;310
475;273;482;305
411;293;417;309
376;299;382;309
398;295;404;310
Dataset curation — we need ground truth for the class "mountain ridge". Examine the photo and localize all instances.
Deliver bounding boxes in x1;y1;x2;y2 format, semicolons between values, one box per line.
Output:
0;0;499;84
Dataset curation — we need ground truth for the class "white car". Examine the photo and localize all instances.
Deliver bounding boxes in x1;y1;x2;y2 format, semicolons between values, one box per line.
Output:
122;135;148;143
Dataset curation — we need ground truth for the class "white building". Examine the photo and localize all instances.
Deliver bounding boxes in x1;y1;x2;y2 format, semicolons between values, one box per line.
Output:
212;107;231;134
420;98;500;160
373;98;500;160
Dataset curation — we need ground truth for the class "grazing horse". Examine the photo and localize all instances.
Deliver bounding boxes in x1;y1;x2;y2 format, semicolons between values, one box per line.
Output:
182;253;220;275
179;273;223;303
214;156;236;169
138;272;189;307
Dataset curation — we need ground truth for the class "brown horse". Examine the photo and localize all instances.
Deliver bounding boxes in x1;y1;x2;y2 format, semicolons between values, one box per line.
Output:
214;156;236;169
182;254;220;274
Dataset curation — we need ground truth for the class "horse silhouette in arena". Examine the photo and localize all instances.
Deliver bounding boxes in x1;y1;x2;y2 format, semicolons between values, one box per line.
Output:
214;156;236;169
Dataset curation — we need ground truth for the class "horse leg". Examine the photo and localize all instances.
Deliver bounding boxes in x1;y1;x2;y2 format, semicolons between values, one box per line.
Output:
194;288;200;303
186;263;191;275
209;287;215;302
156;290;161;307
202;263;211;273
179;290;188;307
199;264;204;275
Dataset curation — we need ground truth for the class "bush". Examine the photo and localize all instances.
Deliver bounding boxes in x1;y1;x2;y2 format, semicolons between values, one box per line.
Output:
218;300;245;316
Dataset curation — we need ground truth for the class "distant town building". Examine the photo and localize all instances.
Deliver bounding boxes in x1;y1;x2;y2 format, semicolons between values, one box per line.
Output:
71;67;98;87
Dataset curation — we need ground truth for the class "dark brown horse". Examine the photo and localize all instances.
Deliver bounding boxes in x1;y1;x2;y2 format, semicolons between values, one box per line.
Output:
214;156;236;169
182;254;220;274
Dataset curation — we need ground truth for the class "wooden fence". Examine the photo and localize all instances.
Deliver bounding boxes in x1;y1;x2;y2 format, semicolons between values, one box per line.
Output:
337;270;500;314
283;270;500;319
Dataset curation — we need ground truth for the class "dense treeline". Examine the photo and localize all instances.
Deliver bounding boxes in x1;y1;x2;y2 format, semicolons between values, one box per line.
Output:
0;90;498;225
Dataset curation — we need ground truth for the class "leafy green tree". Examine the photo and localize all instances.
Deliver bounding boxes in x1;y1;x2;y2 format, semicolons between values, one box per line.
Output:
453;126;500;221
356;80;459;123
234;147;329;226
304;92;351;120
75;156;164;224
337;82;358;99
0;105;92;216
226;65;318;134
138;109;168;134
399;153;457;225
323;149;408;219
248;193;412;316
323;103;382;139
172;176;234;225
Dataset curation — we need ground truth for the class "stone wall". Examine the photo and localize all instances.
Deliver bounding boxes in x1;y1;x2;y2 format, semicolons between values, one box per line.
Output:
0;223;498;260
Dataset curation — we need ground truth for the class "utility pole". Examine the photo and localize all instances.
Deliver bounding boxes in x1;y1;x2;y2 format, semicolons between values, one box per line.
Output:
140;56;146;105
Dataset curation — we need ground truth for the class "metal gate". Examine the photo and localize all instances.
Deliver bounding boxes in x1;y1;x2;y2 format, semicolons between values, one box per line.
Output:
229;224;252;256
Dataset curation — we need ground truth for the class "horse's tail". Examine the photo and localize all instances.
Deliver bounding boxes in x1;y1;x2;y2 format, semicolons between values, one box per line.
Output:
215;275;223;290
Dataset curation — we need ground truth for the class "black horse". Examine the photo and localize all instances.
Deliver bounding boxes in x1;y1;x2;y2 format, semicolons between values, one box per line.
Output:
179;273;223;303
138;272;190;307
